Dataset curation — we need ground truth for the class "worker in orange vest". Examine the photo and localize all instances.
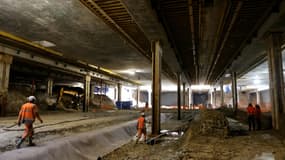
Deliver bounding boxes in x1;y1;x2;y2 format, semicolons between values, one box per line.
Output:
255;104;261;130
247;103;255;131
16;96;43;148
136;112;147;143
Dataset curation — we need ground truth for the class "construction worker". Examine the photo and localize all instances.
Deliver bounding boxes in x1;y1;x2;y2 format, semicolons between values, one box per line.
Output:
16;96;43;148
136;112;146;143
247;103;255;131
255;104;261;130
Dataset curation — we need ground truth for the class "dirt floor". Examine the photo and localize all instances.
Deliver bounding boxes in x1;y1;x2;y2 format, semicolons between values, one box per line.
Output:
103;110;285;160
1;109;285;160
103;130;285;160
0;109;139;153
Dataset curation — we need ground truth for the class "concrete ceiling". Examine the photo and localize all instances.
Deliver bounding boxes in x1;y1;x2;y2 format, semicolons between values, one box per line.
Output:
0;0;284;88
0;0;153;84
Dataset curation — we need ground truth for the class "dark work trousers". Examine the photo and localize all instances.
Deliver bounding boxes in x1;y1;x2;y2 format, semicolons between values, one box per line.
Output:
256;117;261;130
248;115;255;131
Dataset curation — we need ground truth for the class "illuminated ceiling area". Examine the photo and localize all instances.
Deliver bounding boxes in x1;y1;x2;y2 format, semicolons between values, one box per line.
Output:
237;61;269;91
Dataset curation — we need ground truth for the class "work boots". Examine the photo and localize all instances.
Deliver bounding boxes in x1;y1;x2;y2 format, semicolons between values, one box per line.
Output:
16;138;25;149
16;137;35;148
28;137;35;146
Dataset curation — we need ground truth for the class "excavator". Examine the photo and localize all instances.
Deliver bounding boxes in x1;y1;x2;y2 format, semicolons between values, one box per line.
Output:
46;87;83;110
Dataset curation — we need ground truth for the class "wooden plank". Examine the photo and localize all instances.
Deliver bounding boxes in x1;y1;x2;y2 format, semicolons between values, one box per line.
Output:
146;133;166;145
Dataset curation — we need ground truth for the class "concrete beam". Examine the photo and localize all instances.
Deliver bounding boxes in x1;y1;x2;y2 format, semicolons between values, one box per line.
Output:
0;43;138;86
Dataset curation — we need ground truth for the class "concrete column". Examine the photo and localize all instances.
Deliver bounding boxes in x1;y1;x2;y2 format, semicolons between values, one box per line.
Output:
47;78;53;97
220;82;224;107
114;86;117;101
91;84;95;100
151;40;162;135
147;89;151;106
186;88;190;109
117;83;122;102
214;88;217;107
84;74;91;112
256;90;260;105
267;32;285;130
182;82;186;110
99;80;103;107
136;86;140;108
177;73;181;120
210;91;213;106
0;54;12;117
232;72;238;115
189;88;192;109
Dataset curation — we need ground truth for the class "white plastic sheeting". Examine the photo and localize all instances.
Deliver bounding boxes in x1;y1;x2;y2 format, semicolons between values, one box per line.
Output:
0;120;137;160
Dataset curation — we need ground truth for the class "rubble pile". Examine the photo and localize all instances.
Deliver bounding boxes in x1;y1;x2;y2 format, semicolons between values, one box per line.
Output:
7;86;31;113
182;110;229;144
91;94;116;109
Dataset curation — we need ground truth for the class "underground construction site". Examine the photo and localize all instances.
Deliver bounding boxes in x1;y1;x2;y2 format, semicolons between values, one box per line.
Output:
1;0;285;159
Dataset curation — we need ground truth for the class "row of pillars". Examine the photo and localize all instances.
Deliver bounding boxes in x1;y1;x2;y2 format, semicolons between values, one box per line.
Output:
1;32;284;133
212;33;285;130
0;51;136;115
152;32;285;134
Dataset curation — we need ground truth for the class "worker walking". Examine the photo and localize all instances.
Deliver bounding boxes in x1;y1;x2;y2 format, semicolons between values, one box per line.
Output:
136;112;147;144
16;96;43;148
247;103;255;131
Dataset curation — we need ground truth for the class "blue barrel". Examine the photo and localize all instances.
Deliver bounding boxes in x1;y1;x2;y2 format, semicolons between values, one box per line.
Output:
116;101;133;109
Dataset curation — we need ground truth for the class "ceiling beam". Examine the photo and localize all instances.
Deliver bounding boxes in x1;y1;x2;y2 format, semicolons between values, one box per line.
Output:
206;1;243;83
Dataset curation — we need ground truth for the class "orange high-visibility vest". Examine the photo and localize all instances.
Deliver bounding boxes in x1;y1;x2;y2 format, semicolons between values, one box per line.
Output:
19;102;37;121
137;117;145;129
247;106;255;115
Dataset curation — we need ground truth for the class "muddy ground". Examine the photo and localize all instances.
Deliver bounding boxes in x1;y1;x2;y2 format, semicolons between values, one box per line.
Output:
1;108;285;160
103;110;285;160
0;110;139;153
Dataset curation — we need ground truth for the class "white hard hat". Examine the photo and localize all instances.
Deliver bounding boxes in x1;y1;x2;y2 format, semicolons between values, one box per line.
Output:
28;96;36;102
141;112;145;116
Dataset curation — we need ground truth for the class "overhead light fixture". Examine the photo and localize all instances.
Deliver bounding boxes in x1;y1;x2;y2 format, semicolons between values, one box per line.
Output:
191;85;211;90
225;73;231;77
118;69;140;75
33;40;56;47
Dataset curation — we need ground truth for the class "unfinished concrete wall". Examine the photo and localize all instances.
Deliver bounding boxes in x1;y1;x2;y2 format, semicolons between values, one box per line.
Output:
215;91;221;107
161;91;177;106
214;91;232;107
139;91;148;103
249;92;257;105
224;92;232;107
238;91;250;110
260;89;271;112
238;89;271;112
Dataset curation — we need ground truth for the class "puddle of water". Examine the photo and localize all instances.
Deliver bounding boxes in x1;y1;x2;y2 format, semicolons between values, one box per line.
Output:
253;152;275;160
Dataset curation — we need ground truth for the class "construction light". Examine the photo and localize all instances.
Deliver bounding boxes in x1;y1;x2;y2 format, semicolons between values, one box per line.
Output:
190;85;211;90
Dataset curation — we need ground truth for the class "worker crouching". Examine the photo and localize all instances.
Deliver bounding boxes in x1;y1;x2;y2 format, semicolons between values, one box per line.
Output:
16;96;43;148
